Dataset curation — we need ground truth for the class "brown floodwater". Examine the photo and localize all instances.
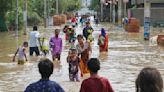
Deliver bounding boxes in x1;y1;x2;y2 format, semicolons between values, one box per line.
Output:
0;22;163;92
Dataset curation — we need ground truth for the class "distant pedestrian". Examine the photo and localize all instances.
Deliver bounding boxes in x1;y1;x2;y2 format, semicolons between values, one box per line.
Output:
24;58;65;92
136;67;163;92
49;29;62;61
95;17;99;25
67;48;80;82
39;36;49;56
63;25;69;41
98;28;108;52
13;42;28;65
83;22;94;42
80;58;114;92
67;26;76;43
29;26;40;56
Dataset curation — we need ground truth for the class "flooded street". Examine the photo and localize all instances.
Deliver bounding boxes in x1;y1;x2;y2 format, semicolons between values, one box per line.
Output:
0;18;164;92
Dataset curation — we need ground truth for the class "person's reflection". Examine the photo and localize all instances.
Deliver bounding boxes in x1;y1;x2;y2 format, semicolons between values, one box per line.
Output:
99;52;108;61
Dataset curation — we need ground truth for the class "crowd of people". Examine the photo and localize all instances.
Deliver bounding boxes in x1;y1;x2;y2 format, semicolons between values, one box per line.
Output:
12;17;163;92
23;58;163;92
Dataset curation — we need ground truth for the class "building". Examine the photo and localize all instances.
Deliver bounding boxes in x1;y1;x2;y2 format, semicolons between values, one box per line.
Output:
130;0;164;26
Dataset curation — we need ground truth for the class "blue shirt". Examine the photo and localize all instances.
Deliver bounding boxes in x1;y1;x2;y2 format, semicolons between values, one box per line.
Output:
24;79;65;92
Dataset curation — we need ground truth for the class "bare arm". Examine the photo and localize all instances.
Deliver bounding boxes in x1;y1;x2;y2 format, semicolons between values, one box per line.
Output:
13;48;19;62
60;39;63;54
23;48;28;61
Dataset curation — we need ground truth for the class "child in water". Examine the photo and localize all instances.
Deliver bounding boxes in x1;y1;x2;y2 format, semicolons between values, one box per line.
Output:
67;48;80;82
13;42;28;64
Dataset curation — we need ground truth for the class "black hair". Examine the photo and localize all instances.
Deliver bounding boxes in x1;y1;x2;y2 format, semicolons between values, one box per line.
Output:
38;58;54;79
55;29;60;33
77;34;84;39
33;26;38;31
87;58;100;73
69;48;77;54
136;67;163;92
23;42;28;46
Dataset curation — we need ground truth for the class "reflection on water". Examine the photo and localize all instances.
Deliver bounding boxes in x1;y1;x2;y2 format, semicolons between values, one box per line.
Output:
0;23;164;92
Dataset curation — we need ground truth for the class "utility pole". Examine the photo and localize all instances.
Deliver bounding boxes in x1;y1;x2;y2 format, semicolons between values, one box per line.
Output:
109;0;112;22
16;0;18;37
112;0;116;24
124;2;127;17
86;0;88;7
44;0;47;28
23;0;27;35
144;0;151;40
118;0;122;25
100;0;104;22
123;0;128;17
56;0;59;14
47;0;49;27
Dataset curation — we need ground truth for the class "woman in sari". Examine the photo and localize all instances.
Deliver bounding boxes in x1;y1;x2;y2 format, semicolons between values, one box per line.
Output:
76;35;92;76
98;28;108;52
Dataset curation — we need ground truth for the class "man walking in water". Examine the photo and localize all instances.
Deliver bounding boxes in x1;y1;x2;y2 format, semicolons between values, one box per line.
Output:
29;26;40;56
49;29;62;61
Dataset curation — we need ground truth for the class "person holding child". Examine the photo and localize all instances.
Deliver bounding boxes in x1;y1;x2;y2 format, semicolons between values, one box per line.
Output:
98;28;108;52
76;35;91;76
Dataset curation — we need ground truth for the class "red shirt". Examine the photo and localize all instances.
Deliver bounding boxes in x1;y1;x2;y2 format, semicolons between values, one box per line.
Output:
71;17;77;23
80;75;114;92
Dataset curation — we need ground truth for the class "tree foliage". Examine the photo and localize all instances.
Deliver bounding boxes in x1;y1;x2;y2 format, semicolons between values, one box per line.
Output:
89;0;100;11
0;0;82;31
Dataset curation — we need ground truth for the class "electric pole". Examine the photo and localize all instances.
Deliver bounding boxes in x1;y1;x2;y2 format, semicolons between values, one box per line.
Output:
16;0;18;37
118;0;122;25
100;0;104;22
123;0;128;17
56;0;59;14
144;0;151;40
110;1;112;22
44;0;47;28
23;0;27;35
112;0;116;24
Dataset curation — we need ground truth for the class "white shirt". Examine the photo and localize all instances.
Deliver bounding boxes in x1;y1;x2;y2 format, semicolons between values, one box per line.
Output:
29;31;40;47
18;47;25;60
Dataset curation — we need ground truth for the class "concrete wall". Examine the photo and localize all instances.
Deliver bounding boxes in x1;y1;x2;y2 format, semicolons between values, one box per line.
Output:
130;8;164;25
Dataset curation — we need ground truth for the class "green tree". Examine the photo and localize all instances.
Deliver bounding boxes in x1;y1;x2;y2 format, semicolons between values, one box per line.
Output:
0;0;12;31
0;0;82;32
89;0;100;12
